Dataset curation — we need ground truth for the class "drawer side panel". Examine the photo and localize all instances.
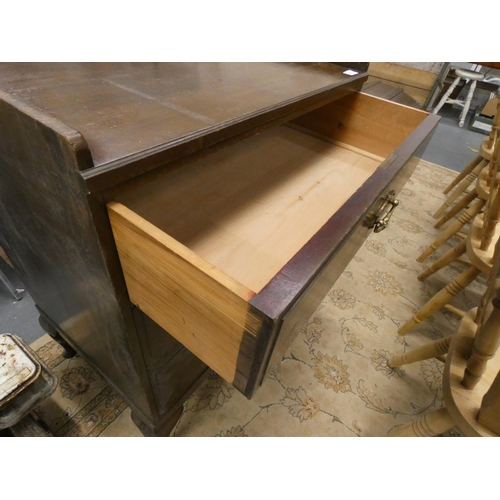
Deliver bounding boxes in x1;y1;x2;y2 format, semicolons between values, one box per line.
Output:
108;202;265;386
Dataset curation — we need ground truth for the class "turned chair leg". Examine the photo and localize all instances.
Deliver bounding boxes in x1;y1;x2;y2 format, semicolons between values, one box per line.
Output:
417;199;485;262
434;188;479;229
443;155;483;195
459;79;478;128
418;240;467;281
388;407;455;437
478;370;500;434
433;76;461;116
389;335;452;368
398;266;481;336
433;160;485;219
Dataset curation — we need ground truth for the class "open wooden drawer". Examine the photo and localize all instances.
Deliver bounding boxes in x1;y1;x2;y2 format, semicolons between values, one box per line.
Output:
108;93;439;398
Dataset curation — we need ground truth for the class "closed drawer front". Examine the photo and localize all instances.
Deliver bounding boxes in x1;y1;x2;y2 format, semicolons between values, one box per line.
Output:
108;93;439;398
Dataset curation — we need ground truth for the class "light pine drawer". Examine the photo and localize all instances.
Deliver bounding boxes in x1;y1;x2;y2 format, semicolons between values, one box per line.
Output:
108;93;439;397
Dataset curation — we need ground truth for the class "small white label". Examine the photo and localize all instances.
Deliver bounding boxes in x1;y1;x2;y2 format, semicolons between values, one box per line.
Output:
472;121;492;132
343;69;358;76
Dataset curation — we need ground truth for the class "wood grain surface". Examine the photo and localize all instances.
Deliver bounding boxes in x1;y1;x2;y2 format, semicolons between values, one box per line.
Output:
115;126;380;293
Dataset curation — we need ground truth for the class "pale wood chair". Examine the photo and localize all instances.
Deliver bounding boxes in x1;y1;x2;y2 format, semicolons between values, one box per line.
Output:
388;240;500;437
417;100;500;263
433;138;498;229
441;100;499;199
399;138;500;336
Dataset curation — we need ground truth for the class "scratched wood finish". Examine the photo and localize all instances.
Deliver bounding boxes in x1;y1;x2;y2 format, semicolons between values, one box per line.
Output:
132;310;208;418
0;63;366;192
0;64;370;434
0;90;156;422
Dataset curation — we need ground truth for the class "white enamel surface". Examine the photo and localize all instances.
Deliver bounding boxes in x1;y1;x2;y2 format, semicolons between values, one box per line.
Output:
0;334;37;401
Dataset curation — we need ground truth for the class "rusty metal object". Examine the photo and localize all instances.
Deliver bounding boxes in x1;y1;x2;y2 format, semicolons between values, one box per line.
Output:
0;334;41;408
0;334;57;430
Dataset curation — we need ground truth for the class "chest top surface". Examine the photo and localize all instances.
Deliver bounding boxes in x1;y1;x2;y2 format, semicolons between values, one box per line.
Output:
0;63;364;175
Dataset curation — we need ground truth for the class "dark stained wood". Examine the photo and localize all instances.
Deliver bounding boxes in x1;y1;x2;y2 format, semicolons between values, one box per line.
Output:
131;406;185;438
0;63;367;192
0;90;157;422
474;62;500;70
38;312;76;359
333;62;370;72
132;310;208;416
0;63;438;434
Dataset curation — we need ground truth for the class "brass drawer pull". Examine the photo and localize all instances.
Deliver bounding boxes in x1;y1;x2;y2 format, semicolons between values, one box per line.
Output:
371;190;400;233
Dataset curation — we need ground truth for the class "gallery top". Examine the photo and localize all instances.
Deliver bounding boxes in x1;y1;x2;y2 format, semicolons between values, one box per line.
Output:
0;62;366;187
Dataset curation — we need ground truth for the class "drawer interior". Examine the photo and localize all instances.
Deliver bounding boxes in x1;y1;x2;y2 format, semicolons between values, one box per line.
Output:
112;93;428;295
107;93;429;387
114;126;380;293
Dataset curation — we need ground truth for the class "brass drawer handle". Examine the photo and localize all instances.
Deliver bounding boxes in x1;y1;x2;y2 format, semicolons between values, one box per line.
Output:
371;190;400;233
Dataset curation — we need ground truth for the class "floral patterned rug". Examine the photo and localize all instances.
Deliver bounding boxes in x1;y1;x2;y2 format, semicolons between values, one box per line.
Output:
31;159;482;437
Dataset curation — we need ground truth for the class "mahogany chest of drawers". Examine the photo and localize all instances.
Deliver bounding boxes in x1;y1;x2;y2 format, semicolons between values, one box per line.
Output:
0;63;439;435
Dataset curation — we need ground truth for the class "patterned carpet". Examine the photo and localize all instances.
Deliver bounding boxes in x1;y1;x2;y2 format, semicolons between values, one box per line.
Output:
30;159;483;437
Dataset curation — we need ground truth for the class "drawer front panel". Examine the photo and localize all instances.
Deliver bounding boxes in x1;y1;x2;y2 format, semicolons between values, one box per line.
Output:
108;201;266;387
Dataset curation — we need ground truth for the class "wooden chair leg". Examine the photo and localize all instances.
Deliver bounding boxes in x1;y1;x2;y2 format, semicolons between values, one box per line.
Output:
478;370;500;434
433;160;485;219
418;240;467;281
398;266;481;336
462;287;500;389
443;155;483;195
459;79;478;128
389;335;452;367
433;76;461;115
388;407;455;437
417;199;486;263
480;183;500;251
434;188;479;229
